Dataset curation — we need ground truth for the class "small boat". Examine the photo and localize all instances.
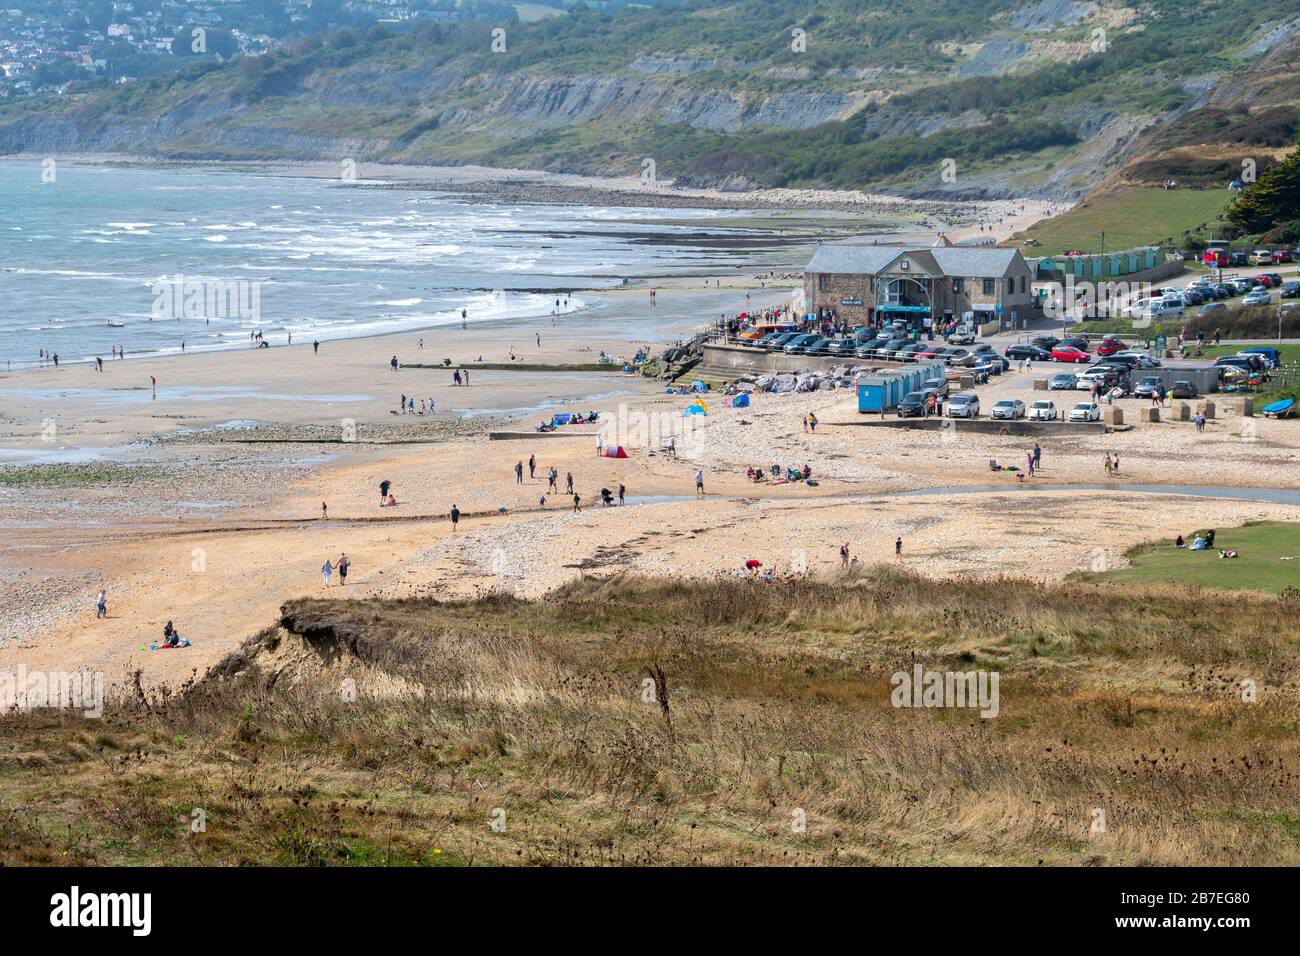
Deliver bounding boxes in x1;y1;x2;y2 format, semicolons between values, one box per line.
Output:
1261;398;1294;419
106;321;125;328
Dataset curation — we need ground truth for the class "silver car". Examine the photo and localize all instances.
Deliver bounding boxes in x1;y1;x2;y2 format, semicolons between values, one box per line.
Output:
991;399;1025;420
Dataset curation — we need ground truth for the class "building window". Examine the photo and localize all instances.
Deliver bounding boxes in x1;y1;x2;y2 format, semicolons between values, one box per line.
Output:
982;279;995;295
1006;278;1014;295
1019;276;1026;294
818;273;830;291
952;278;964;294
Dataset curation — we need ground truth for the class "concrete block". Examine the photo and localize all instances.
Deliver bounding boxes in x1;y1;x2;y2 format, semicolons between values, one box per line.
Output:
1141;406;1160;423
1200;400;1215;420
1103;407;1124;426
1242;398;1254;417
1176;402;1191;421
1032;378;1048;391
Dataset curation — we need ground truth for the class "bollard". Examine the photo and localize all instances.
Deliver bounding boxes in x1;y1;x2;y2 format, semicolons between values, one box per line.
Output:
1103;406;1124;426
1176;402;1191;421
1242;398;1254;417
1142;406;1160;423
1201;400;1216;420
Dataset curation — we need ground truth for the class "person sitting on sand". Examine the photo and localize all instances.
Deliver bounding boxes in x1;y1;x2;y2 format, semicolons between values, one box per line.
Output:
801;464;812;479
1175;534;1185;548
386;493;397;507
163;621;181;648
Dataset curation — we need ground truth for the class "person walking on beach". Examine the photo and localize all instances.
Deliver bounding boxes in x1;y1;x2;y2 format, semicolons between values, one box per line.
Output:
379;479;391;506
1026;451;1035;478
565;472;574;494
336;552;350;586
390;355;399;372
1111;452;1120;474
695;469;705;497
618;483;625;506
321;558;334;587
454;369;462;386
1032;443;1041;470
573;493;582;513
529;454;536;479
150;375;156;398
548;468;558;492
536;333;541;348
321;501;328;519
95;589;107;619
515;461;524;484
895;537;903;556
313;340;319;354
596;433;603;457
450;505;460;531
840;543;850;568
1104;453;1113;477
808;412;817;433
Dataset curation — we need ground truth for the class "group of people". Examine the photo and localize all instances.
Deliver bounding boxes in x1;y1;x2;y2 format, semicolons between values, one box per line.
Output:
320;552;351;587
745;463;812;484
398;393;435;415
1174;529;1236;557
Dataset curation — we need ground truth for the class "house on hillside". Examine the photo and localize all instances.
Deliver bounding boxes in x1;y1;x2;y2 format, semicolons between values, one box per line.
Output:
803;241;1039;330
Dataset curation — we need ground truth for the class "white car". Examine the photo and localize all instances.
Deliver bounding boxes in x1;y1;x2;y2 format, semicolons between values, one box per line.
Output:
1243;289;1272;306
945;393;980;418
1069;402;1102;422
991;399;1026;420
1027;400;1058;421
1124;298;1184;319
946;326;976;345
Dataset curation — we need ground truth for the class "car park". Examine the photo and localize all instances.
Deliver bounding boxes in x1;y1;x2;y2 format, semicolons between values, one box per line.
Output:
1169;380;1198;399
1069;402;1102;422
991;398;1025;420
1027;400;1058;421
945;393;980;418
1048;372;1077;390
1050;345;1090;363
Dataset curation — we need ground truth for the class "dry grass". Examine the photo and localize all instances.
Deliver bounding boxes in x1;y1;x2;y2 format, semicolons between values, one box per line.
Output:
4;569;1300;866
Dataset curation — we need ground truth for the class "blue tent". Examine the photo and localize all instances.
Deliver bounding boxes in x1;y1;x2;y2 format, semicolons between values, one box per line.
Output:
731;393;750;408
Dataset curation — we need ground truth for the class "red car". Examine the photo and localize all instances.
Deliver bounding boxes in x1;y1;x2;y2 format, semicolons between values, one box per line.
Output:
1095;338;1126;356
1255;275;1275;288
1051;345;1090;363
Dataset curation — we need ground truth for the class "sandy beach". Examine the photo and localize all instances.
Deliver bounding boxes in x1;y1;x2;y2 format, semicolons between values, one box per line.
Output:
4;292;1298;696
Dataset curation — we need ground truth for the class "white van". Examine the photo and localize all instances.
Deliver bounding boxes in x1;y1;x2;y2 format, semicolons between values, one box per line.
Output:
1124;298;1184;320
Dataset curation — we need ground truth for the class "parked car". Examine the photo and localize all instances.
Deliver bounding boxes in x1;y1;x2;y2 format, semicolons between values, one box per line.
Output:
784;334;823;354
1027;400;1058;421
991;398;1026;420
946;326;976;345
1115;350;1161;368
1229;251;1249;266
1198;302;1228;318
1243;289;1272;307
1125;298;1185;320
1030;335;1061;351
1095;337;1127;356
1230;278;1255;295
1051;345;1090;363
1254;275;1275;288
877;337;911;359
1069;402;1102;422
970;344;1010;371
922;377;950;399
945;393;980;418
1006;344;1052;361
1169;380;1198;399
943;348;975;367
1211;284;1234;299
894;342;928;362
1250;249;1274;265
1181;289;1204;306
765;332;803;350
1281;281;1300;299
897;390;931;417
1134;375;1163;398
1238;347;1280;368
1048;372;1077;390
1276;249;1295;263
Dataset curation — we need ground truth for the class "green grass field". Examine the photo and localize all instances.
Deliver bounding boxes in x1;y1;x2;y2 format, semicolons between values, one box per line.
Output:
1012;186;1234;254
1082;521;1300;594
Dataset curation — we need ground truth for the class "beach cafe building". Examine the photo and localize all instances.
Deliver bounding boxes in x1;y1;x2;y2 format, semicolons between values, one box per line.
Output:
804;240;1039;332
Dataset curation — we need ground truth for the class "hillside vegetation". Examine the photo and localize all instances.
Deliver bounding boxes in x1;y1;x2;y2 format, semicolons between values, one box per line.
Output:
2;0;1298;199
4;570;1300;866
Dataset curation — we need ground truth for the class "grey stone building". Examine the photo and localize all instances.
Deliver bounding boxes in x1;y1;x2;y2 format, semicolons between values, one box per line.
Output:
804;240;1039;329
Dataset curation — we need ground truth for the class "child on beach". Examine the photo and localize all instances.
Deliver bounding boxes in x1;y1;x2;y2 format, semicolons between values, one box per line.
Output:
322;559;333;587
96;590;107;619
